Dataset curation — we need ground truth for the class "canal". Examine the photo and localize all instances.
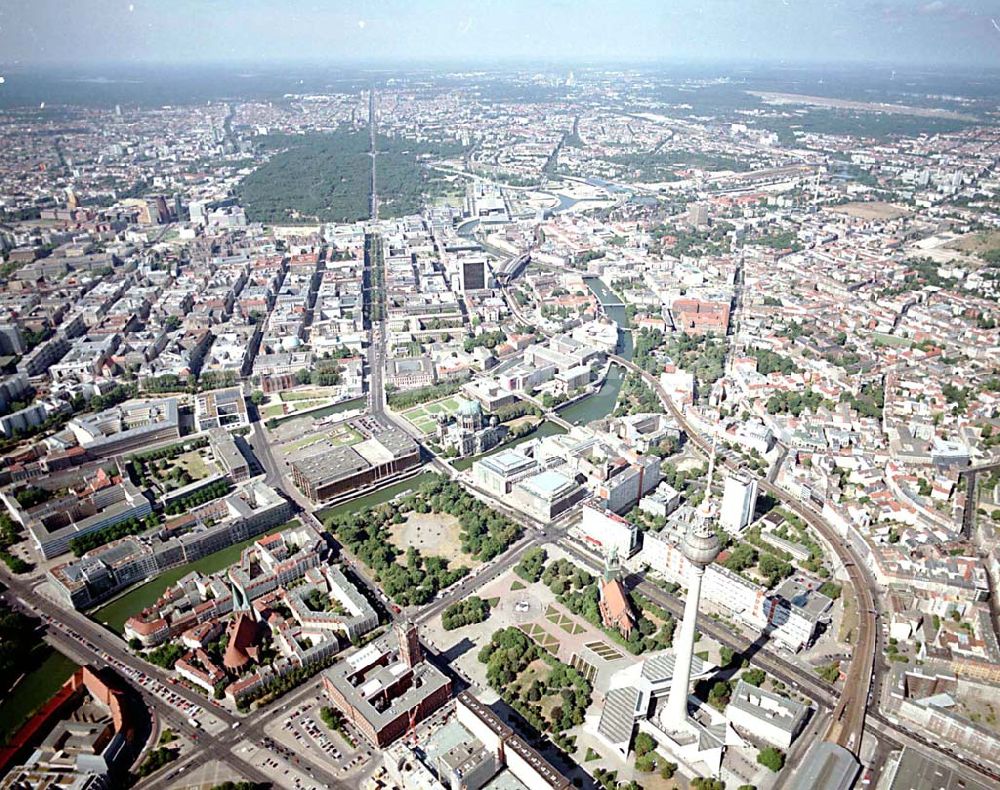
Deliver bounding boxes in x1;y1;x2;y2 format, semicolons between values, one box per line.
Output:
93;469;446;633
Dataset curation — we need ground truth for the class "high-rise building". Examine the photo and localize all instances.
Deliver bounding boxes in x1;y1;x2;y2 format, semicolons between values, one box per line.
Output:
153;195;170;224
688;202;709;228
719;472;759;534
0;324;25;356
189;199;207;226
457;258;487;291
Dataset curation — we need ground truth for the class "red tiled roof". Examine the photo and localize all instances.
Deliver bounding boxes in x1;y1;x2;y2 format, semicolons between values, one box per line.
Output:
224;613;260;671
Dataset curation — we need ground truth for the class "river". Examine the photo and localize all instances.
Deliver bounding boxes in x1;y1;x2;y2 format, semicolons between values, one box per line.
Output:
91;518;303;632
558;364;625;426
556;277;633;426
315;471;441;523
457;219;479;239
459;223;632;428
583;275;633;358
271;396;365;426
0;649;78;744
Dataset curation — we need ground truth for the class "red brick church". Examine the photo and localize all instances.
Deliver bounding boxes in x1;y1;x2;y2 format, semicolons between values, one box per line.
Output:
599;547;636;639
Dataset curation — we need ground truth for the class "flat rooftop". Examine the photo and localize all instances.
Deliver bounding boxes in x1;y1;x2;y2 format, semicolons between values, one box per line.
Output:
209;429;247;471
368;421;420;458
325;634;450;734
786;742;859;790
772;576;834;619
728;680;807;734
888;747;992;790
478;450;536;476
293;445;369;485
519;469;577;499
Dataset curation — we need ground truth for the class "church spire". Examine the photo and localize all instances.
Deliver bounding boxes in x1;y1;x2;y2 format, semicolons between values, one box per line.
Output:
603;544;621;582
230;578;257;621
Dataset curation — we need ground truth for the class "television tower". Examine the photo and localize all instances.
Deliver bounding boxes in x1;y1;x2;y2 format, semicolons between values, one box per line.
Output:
664;442;722;730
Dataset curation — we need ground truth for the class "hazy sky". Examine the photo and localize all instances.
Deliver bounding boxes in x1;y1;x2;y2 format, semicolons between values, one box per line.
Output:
1;0;998;67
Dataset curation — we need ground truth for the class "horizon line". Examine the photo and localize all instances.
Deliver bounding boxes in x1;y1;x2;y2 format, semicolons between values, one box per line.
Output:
2;57;999;72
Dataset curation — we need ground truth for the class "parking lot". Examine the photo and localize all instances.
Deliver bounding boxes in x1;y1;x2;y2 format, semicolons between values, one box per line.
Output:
264;700;374;780
43;614;225;735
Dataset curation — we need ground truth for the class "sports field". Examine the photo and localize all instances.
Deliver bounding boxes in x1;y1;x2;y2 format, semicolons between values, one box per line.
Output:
829;201;909;220
946;229;1000;256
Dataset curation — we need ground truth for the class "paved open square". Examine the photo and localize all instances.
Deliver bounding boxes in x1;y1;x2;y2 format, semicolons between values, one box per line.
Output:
388;510;472;566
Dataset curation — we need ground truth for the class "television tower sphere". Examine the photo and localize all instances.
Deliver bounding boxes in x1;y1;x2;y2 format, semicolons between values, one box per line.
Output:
682;437;722;568
681;518;721;568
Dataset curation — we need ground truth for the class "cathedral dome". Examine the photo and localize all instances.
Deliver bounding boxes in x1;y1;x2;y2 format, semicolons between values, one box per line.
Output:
456;398;482;418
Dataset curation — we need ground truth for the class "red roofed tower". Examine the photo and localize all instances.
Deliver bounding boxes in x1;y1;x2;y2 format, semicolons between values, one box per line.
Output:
395;620;422;669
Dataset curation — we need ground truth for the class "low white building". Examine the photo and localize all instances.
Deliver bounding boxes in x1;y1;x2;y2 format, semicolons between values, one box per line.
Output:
736;421;774;455
726;680;809;749
639;482;683;519
472;450;539;498
510;469;585;522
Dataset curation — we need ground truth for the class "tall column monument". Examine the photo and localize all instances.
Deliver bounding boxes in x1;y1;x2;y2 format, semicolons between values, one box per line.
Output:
663;446;722;731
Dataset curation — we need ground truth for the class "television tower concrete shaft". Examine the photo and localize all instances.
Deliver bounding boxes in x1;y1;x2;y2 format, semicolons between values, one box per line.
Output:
664;443;722;731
